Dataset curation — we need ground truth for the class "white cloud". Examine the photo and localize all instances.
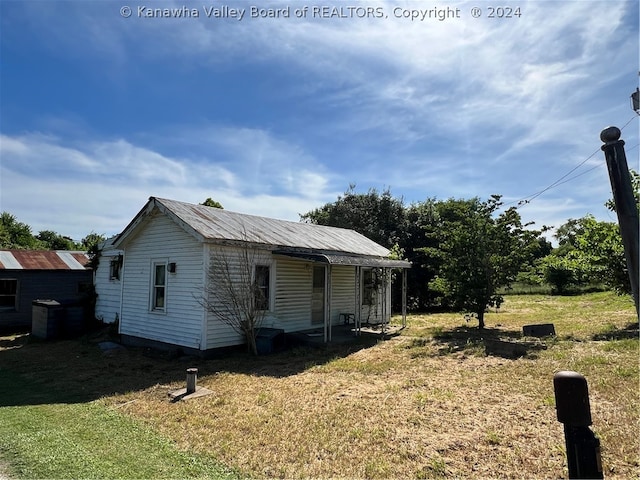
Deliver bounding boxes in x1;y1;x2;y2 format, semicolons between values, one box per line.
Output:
0;130;337;239
1;0;637;241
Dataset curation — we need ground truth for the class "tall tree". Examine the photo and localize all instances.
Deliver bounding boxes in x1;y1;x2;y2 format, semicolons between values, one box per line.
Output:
81;232;106;251
36;230;78;250
428;196;546;329
302;186;416;311
571;216;630;295
300;186;405;249
0;212;40;249
400;199;441;310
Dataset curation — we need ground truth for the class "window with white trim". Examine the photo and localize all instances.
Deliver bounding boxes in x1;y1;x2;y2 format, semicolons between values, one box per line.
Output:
254;265;270;311
151;262;167;311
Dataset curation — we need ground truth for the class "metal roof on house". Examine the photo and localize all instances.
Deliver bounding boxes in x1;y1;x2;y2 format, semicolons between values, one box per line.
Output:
115;197;409;266
273;250;411;268
0;250;91;270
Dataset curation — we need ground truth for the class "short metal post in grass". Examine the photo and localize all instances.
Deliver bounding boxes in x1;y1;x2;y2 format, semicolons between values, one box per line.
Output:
553;371;603;479
186;368;198;394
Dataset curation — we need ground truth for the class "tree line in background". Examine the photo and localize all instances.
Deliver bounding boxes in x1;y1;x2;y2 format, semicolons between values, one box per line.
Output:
0;212;105;252
2;175;635;329
301;183;635;326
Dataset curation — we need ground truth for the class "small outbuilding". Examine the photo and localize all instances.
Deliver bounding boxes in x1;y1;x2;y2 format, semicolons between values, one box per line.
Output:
97;197;410;354
0;250;92;329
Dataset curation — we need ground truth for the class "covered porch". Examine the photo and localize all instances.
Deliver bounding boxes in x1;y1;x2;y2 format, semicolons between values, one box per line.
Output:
273;250;411;343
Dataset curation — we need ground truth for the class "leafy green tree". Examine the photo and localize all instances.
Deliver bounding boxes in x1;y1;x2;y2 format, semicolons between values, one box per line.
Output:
400;199;441;310
547;215;629;295
81;232;106;251
81;232;107;269
540;255;588;294
571;216;630;295
301;186;414;311
36;230;79;250
0;212;40;249
300;186;405;249
428;196;547;329
201;198;224;209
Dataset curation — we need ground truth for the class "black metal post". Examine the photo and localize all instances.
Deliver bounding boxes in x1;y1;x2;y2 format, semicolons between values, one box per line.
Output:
600;127;640;319
553;371;603;479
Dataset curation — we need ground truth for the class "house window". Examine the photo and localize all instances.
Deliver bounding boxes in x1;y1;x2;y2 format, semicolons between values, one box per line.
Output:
362;269;377;306
109;256;122;280
151;262;167;311
254;265;270;311
0;279;18;311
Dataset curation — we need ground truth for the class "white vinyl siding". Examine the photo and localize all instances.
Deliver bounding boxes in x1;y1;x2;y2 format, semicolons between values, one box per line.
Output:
120;213;205;349
273;258;313;332
94;250;123;324
204;246;273;349
330;265;354;325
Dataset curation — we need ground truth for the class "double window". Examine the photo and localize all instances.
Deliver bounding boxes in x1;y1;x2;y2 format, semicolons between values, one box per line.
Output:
151;261;167;311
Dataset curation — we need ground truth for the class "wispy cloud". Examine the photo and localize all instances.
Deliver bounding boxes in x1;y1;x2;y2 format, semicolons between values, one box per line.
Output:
1;0;637;241
0;129;336;238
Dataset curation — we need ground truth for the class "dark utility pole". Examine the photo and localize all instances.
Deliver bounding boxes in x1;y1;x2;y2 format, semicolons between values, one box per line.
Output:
600;126;640;319
631;87;639;114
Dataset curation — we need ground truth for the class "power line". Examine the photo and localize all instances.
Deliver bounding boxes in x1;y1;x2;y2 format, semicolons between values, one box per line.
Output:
505;115;639;209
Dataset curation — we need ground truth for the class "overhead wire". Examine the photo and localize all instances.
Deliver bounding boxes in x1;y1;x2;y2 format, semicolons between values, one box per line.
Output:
504;114;639;209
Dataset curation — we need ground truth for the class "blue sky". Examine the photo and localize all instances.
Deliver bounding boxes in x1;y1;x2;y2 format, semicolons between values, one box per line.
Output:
1;0;638;242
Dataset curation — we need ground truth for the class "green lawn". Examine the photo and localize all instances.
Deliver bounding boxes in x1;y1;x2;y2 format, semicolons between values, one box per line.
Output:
0;369;238;479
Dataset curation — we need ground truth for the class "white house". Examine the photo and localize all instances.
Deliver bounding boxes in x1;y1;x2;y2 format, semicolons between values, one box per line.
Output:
93;237;123;325
96;197;410;354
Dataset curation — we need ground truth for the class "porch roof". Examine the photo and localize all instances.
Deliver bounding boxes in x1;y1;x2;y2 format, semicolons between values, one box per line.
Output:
273;249;411;268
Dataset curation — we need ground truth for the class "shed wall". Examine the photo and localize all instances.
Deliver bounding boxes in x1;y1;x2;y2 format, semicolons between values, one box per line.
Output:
119;212;205;349
0;270;92;328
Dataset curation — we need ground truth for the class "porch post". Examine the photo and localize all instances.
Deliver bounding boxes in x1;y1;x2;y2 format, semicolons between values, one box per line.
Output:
402;268;407;328
324;264;331;343
382;268;387;335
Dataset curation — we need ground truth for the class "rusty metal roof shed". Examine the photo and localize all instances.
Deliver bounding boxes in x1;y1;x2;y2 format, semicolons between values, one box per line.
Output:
0;250;91;270
114;197;410;267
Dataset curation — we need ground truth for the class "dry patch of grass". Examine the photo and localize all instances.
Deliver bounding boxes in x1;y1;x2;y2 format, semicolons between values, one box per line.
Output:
2;292;638;479
101;293;638;479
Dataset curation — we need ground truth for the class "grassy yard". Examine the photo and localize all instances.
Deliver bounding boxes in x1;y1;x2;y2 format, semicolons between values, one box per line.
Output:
0;291;638;479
